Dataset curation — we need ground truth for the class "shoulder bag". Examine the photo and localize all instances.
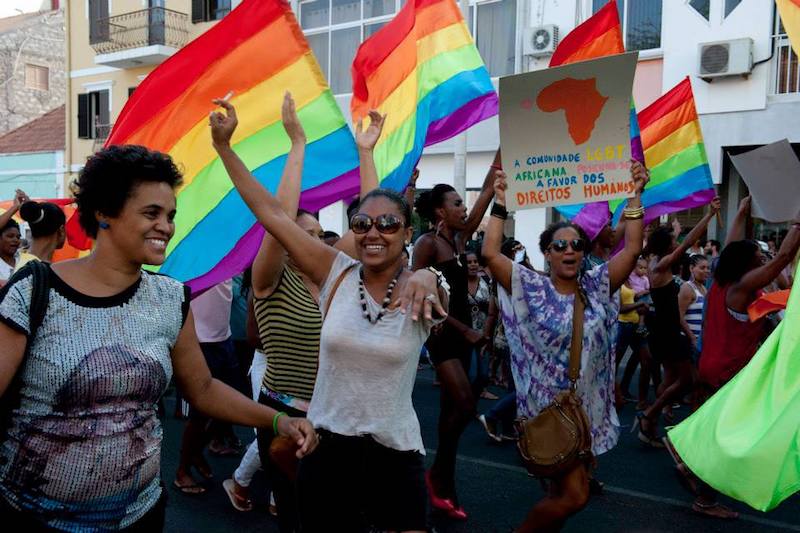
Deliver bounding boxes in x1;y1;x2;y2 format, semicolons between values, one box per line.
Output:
514;290;594;478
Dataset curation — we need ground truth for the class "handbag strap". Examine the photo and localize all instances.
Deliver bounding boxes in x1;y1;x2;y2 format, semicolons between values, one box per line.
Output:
323;263;356;318
568;288;586;387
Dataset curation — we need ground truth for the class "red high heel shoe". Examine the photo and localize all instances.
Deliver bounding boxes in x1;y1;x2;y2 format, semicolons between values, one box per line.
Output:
424;470;455;512
448;505;468;520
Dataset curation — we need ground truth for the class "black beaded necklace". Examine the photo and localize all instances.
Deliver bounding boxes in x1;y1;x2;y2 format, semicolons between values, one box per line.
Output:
358;265;404;324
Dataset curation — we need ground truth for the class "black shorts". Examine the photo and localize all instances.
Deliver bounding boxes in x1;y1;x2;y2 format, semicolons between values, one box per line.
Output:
648;330;692;363
426;323;472;368
297;430;427;532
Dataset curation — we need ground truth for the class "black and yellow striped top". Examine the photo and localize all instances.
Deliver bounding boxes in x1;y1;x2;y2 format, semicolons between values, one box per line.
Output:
254;266;321;401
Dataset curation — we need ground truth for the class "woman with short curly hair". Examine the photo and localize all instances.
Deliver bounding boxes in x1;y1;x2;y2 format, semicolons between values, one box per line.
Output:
0;145;317;531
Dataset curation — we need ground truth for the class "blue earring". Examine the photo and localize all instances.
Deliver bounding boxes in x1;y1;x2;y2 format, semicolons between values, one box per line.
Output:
99;221;110;229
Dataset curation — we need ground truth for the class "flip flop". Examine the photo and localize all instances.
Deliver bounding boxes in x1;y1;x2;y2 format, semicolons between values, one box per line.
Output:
222;479;253;512
692;501;739;519
173;479;206;495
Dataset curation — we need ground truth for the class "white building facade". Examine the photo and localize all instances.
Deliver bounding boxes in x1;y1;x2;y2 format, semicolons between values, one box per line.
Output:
301;0;798;267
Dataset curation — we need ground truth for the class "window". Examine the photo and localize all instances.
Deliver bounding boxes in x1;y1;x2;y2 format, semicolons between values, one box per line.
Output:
593;0;661;51
25;64;49;91
469;0;517;77
688;0;710;21
191;0;231;23
88;0;109;44
77;89;110;140
724;0;742;17
774;8;799;94
300;0;400;94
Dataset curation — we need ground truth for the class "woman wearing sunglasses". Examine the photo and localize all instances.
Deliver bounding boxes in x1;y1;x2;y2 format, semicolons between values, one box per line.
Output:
210;99;447;533
218;94;389;528
411;153;500;519
483;163;648;531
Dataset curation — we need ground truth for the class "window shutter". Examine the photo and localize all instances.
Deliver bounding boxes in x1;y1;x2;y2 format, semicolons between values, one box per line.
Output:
97;90;110;127
77;93;90;139
192;0;206;23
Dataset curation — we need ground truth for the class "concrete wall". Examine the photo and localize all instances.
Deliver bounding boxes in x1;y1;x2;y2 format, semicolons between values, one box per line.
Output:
0;9;65;135
0;150;64;198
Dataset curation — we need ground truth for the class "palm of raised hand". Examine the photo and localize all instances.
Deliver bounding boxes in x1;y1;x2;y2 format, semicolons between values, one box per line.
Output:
355;110;385;150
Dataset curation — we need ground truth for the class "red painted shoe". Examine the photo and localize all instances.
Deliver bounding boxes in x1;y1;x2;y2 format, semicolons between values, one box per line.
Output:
425;470;456;512
448;505;468;521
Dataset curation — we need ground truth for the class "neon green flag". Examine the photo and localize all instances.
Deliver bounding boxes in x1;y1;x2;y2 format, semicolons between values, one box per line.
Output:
667;277;800;511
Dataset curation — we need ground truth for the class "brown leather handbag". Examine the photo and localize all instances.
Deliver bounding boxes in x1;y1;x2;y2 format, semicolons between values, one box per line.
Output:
514;291;594;479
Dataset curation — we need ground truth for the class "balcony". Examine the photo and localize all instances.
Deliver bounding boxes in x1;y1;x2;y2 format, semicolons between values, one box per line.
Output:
91;7;189;69
92;122;113;154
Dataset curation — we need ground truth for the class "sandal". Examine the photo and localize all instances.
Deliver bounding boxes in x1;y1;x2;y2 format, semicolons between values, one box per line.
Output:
692;501;739;519
632;413;664;448
662;437;699;495
173;479;206;495
209;441;240;457
222;479;253;512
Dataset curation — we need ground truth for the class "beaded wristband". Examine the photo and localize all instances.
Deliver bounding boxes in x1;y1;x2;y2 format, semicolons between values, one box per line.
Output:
491;203;508;220
273;411;287;435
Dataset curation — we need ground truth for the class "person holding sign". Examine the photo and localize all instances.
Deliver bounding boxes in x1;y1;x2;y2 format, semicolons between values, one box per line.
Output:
483;161;648;532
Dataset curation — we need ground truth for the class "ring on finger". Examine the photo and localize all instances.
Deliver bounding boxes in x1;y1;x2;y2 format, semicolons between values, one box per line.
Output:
424;293;437;303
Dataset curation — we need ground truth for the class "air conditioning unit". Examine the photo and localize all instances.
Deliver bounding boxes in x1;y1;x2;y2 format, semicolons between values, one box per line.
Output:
698;38;753;80
523;25;559;57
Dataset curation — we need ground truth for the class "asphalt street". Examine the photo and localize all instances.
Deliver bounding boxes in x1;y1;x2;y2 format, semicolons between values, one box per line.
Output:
159;366;800;532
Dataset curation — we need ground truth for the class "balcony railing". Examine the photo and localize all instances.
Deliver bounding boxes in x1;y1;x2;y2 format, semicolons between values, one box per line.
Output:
774;34;799;95
90;7;189;55
92;123;113;153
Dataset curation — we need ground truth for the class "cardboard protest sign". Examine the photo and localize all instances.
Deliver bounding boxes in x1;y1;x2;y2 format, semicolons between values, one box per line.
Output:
499;52;638;211
729;139;800;222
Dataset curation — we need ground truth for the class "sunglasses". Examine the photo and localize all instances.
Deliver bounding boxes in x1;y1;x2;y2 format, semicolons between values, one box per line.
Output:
549;238;586;253
349;213;404;235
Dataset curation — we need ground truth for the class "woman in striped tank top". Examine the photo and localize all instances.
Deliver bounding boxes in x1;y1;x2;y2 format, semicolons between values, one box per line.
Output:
679;255;710;355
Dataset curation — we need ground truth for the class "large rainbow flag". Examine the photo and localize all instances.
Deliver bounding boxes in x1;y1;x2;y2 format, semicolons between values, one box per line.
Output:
350;0;498;190
550;0;643;239
104;0;360;293
559;77;714;228
668;267;800;511
777;0;800;56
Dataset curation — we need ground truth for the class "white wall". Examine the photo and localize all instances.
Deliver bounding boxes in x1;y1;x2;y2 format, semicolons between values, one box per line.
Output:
661;0;773;116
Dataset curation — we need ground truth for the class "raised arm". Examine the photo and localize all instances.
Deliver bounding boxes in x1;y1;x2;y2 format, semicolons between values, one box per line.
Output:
653;197;720;274
608;161;648;293
356;110;385;199
334;110;387;258
210;98;336;287
0;190;29;231
728;216;800;311
482;171;512;292
725;196;751;246
461;149;501;240
251;93;307;298
405;168;419;209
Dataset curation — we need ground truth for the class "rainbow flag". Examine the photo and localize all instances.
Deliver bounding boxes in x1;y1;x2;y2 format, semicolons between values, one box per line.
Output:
105;0;360;293
777;0;800;56
350;0;497;190
549;0;643;239
559;77;714;228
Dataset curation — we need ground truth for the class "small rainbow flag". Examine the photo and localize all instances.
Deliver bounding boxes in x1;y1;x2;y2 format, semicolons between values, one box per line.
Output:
618;77;714;224
549;0;643;239
777;0;800;56
350;0;498;190
559;78;714;229
104;0;359;293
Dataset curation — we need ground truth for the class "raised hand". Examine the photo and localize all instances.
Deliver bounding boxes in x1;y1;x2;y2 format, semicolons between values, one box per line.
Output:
409;168;420;187
13;189;29;207
281;92;306;145
209;96;238;147
630;160;649;195
493;170;507;205
709;196;722;214
738;195;751;214
355;110;386;152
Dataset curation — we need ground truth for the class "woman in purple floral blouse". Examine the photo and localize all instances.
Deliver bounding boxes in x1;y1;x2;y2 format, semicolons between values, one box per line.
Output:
482;162;648;532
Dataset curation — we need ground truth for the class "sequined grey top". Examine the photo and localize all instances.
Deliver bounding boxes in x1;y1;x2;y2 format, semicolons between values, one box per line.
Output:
0;265;188;531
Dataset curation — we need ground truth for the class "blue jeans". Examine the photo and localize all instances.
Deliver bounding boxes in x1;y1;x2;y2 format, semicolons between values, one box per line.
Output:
486;390;517;433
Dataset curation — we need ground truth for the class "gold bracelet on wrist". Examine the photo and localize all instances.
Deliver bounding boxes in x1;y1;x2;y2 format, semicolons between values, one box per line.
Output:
623;206;645;220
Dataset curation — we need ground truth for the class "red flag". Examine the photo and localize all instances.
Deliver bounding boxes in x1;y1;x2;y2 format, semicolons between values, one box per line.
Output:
549;0;624;67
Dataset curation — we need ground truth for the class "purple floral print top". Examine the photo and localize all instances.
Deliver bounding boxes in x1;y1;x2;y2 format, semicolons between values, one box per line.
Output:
498;262;620;455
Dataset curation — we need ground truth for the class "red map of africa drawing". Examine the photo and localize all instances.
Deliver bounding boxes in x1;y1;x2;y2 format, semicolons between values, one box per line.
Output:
536;78;608;145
